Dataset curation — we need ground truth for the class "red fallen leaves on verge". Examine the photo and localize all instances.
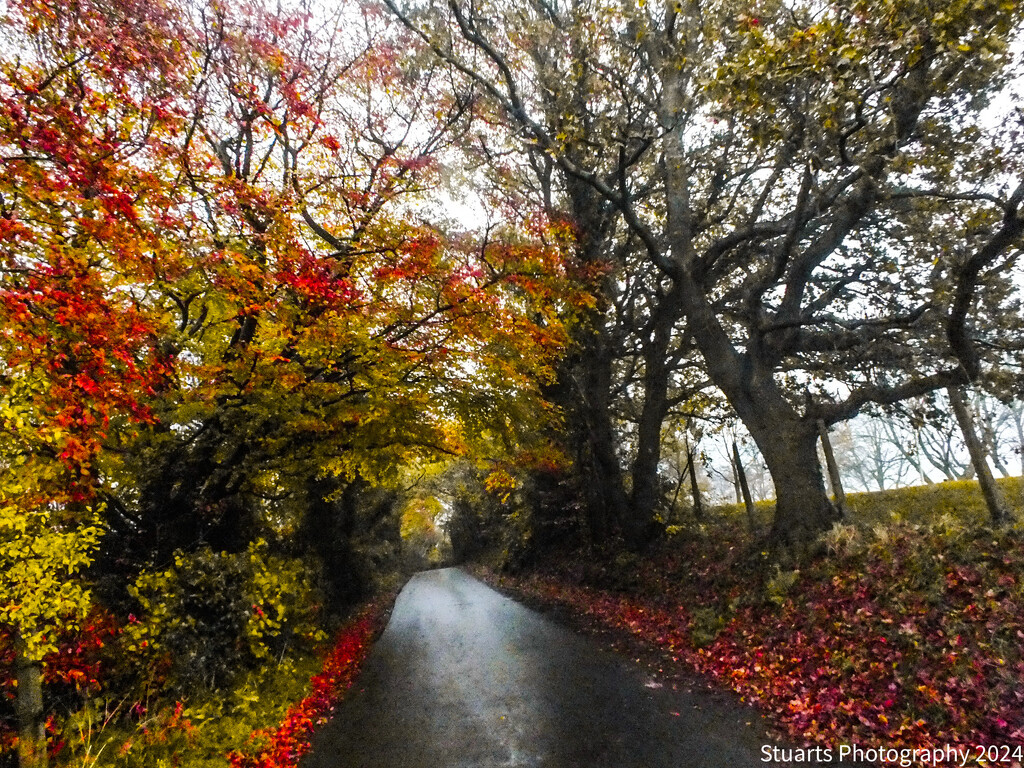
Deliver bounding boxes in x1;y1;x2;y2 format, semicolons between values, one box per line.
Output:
478;523;1024;763
227;603;383;768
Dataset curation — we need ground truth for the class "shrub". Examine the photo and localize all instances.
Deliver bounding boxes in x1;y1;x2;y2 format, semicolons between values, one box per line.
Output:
57;601;388;768
125;540;324;697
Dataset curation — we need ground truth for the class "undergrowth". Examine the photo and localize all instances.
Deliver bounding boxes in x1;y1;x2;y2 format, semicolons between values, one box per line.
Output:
2;599;390;768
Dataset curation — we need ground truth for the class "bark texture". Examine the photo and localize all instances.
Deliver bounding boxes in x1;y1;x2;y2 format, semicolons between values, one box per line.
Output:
15;633;47;768
948;387;1011;527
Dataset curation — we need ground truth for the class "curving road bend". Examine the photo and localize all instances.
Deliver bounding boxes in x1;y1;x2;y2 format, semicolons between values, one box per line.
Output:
303;567;774;768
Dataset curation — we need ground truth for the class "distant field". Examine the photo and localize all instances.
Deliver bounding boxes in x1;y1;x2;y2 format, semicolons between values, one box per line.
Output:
711;476;1024;529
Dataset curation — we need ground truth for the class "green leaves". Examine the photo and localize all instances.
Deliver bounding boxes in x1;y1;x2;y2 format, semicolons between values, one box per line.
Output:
0;505;103;661
125;540;324;694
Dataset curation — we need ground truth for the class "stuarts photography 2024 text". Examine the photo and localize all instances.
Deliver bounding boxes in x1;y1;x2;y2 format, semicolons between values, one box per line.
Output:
761;744;1024;766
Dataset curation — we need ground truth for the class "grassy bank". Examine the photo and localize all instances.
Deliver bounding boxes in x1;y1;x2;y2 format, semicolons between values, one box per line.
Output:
713;476;1024;530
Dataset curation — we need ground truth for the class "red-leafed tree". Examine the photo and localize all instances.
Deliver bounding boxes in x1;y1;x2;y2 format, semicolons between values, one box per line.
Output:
0;0;189;762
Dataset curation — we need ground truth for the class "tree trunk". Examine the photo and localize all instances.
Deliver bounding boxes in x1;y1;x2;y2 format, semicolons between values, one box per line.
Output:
759;422;839;548
1009;405;1024;477
528;150;629;544
686;438;704;521
629;391;666;540
628;296;682;543
977;404;1011;478
14;632;47;768
910;431;936;485
568;318;629;541
678;283;838;546
817;420;848;519
727;439;742;504
733;440;757;535
948;386;1010;526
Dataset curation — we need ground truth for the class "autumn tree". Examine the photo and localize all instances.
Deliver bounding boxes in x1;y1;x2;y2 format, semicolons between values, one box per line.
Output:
60;0;581;576
0;0;192;759
385;0;1024;548
380;0;708;543
1;0;580;755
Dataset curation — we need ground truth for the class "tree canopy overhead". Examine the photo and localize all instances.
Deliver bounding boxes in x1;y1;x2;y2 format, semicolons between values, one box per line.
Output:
0;0;578;522
384;0;1024;545
2;2;1024;765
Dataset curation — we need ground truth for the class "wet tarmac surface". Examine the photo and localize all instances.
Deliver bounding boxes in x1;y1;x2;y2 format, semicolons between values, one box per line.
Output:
303;567;775;768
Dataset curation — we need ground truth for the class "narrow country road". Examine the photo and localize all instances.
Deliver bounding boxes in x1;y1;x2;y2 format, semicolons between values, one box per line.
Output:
303;567;778;768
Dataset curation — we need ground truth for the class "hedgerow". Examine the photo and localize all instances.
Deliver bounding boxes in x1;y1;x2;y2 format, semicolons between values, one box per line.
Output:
227;603;382;768
43;600;386;768
0;591;388;768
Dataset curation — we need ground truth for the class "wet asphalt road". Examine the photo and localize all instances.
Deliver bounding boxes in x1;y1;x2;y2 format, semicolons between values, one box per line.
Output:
303;567;775;768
